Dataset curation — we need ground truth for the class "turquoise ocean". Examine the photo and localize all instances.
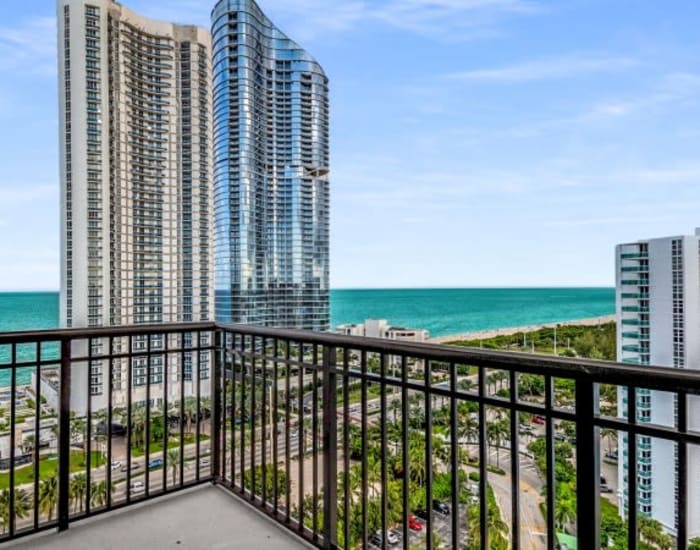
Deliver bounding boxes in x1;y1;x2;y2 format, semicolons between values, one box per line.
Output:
0;288;615;384
0;288;615;337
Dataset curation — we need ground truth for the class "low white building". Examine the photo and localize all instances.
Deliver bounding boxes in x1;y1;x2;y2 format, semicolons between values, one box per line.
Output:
336;319;429;342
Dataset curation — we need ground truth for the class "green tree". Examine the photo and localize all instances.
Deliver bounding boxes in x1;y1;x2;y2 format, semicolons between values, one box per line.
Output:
167;448;180;485
0;488;31;534
39;476;59;521
70;473;88;513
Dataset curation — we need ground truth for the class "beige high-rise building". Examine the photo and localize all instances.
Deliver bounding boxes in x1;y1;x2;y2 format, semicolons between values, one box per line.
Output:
57;0;213;411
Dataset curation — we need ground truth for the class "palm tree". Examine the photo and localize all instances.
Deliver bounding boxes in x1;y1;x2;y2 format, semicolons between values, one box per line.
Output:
183;396;199;434
39;476;59;521
70;473;88;513
130;405;148;451
487;420;509;468
0;488;31;534
90;480;112;508
167;448;180;485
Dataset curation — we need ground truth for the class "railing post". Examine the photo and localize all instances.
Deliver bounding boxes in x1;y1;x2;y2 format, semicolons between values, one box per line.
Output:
212;328;223;482
576;377;600;548
322;345;338;549
58;337;72;532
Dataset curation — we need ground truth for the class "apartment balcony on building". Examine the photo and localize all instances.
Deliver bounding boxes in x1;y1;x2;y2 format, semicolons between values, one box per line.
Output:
0;323;698;549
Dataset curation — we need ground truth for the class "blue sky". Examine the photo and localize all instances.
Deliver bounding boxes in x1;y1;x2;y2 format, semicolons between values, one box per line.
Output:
0;0;699;290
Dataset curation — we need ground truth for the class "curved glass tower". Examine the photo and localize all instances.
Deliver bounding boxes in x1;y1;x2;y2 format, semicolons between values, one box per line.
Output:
212;0;330;330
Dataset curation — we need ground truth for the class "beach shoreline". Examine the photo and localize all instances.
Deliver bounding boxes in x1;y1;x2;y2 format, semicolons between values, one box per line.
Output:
428;314;616;344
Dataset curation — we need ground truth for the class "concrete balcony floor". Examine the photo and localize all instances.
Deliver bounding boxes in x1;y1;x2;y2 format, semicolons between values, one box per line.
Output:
7;486;311;550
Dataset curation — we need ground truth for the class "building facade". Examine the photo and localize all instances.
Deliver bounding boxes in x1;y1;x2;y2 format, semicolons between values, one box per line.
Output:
58;0;213;411
616;229;700;539
337;319;429;343
212;0;330;331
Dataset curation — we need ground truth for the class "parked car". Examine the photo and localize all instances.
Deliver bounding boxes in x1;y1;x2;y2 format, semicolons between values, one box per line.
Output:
121;462;140;473
414;508;429;521
148;458;163;470
554;433;567;442
130;480;145;494
532;416;545;425
407;515;423;531
110;460;122;471
432;500;450;515
369;529;399;546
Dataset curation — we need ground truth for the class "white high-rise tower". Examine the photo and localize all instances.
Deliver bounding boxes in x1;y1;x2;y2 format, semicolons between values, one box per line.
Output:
616;228;700;539
58;0;213;411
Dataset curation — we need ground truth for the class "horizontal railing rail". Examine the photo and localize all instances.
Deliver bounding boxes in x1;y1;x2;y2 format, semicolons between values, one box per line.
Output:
0;322;698;549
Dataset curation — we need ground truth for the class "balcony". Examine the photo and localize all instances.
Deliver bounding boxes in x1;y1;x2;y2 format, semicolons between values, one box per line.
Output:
0;323;699;549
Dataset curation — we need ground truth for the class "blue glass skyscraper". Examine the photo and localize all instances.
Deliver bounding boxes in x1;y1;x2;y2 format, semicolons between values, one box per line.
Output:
211;0;330;330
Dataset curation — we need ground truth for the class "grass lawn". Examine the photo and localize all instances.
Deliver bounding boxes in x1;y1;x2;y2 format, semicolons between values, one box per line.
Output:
338;384;383;406
130;433;211;458
0;450;105;489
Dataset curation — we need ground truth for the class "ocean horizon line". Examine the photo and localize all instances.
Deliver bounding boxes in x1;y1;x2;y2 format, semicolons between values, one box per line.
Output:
0;285;617;295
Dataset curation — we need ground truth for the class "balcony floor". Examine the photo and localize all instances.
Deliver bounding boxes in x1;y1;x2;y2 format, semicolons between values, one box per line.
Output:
8;486;311;550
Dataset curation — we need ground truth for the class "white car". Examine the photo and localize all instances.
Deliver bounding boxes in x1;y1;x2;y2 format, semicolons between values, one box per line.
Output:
130;480;145;494
110;460;122;471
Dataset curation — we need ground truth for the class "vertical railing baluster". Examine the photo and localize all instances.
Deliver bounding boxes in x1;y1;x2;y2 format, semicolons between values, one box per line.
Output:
9;343;17;536
86;337;93;515
510;370;521;550
195;331;202;483
58;337;72;531
179;332;185;488
425;359;433;550
284;338;291;521
297;340;305;532
628;385;638;550
240;334;247;496
380;353;388;550
343;348;351;550
450;362;459;550
106;336;113;509
126;335;133;503
401;355;409;550
312;344;320;541
545;375;555;550
162;333;169;492
261;336;268;506
322;345;338;550
212;329;222;483
145;334;151;498
361;350;368;548
33;342;41;529
677;390;688;550
478;366;488;550
230;332;237;487
250;335;257;499
575;377;600;549
272;337;279;513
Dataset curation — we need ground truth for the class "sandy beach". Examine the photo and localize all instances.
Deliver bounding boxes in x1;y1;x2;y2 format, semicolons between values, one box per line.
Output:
428;314;616;344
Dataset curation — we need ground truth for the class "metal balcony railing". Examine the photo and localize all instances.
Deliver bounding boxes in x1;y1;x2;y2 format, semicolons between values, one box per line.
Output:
0;323;699;549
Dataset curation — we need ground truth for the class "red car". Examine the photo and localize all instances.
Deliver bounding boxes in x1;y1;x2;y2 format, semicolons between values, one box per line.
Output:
408;515;423;531
532;416;545;425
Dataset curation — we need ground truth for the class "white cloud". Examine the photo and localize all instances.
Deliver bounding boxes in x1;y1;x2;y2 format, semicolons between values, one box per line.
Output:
149;0;542;42
0;16;57;76
583;72;700;119
447;54;639;83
